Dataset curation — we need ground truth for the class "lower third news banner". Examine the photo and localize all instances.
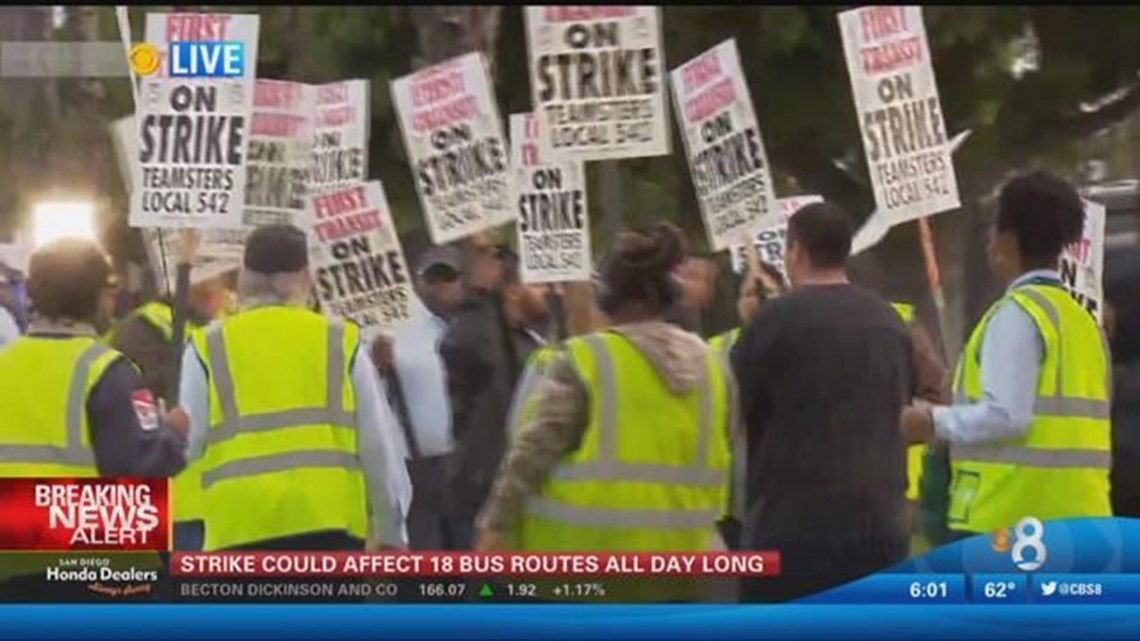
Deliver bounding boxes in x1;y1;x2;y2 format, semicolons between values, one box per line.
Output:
0;478;776;603
170;551;778;603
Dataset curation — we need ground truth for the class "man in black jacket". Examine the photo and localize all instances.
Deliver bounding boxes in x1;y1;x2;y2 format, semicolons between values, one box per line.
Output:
439;245;549;549
732;203;914;603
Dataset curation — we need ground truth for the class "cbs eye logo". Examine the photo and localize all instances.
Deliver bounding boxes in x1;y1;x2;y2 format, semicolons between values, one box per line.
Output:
129;43;161;76
991;516;1047;571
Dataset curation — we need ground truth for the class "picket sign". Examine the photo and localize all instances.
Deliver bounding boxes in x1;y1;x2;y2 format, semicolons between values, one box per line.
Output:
524;5;671;162
729;196;825;277
838;5;960;228
510;112;592;285
306;180;414;336
131;12;260;230
669;38;779;251
391;52;511;245
110;115;244;292
1061;199;1106;323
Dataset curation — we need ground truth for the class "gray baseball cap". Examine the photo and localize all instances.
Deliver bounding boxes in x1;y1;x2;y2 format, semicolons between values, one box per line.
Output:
415;246;462;278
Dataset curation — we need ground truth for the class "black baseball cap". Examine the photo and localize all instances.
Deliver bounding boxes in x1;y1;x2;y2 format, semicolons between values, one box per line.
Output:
244;224;309;275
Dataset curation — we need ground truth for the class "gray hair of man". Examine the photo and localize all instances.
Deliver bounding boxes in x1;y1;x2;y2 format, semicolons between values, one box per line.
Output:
236;267;313;309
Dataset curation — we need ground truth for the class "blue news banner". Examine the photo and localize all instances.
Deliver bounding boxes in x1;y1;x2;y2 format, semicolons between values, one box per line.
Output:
3;518;1140;640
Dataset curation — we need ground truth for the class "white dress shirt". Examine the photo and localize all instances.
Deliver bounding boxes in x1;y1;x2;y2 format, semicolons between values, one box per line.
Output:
388;298;454;459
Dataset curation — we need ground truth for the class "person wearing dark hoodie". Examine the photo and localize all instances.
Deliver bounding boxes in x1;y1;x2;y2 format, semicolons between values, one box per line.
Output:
439;244;551;549
475;222;733;602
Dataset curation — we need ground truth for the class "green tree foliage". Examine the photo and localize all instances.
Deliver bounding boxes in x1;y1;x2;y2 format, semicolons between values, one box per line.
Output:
9;6;1140;337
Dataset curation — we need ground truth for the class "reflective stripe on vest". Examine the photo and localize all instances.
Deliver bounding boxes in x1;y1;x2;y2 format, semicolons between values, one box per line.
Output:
527;334;723;528
199;319;356;488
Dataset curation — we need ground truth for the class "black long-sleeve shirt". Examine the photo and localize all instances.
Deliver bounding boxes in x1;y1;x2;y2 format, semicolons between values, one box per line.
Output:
730;284;915;555
87;357;187;477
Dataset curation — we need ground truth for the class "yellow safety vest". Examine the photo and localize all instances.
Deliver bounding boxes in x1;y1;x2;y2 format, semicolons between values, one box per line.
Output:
0;336;121;477
518;331;731;553
708;328;740;359
506;346;562;435
191;306;367;550
172;322;207;525
104;301;175;344
948;283;1112;533
889;302;927;502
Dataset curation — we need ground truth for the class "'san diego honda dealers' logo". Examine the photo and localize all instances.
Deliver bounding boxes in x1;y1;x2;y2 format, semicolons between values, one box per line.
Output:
46;556;158;598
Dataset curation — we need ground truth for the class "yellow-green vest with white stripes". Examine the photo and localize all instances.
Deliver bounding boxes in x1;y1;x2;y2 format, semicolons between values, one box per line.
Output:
191;306;367;550
518;331;731;551
948;284;1111;532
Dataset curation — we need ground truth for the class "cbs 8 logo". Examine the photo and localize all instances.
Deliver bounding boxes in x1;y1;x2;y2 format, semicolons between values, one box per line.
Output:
1010;516;1047;571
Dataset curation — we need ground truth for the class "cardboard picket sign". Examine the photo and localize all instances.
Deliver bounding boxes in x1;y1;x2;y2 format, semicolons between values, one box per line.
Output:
306;180;413;333
310;80;371;195
132;12;260;229
525;5;670;161
1060;199;1107;322
391;52;511;245
243;80;315;227
838;6;960;227
671;39;779;252
510;113;592;284
729;195;824;276
111;115;243;291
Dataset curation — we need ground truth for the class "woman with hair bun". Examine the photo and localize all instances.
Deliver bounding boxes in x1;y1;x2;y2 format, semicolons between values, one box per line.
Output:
475;222;734;601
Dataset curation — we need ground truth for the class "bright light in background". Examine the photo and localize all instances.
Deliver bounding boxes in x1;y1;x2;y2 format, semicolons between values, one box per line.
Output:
32;201;97;249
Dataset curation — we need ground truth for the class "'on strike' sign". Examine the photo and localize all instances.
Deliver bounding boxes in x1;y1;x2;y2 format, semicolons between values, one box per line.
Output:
391;53;510;244
670;39;778;252
839;6;960;226
525;6;670;161
133;12;260;229
511;112;592;284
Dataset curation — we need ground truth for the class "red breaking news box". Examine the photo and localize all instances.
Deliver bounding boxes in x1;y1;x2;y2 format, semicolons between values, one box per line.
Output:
0;478;170;551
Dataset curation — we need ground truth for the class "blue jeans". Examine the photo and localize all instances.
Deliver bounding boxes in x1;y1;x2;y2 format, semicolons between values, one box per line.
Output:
173;520;205;552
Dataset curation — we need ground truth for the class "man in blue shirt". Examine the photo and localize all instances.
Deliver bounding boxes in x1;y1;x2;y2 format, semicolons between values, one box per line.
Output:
902;171;1112;537
373;246;465;550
